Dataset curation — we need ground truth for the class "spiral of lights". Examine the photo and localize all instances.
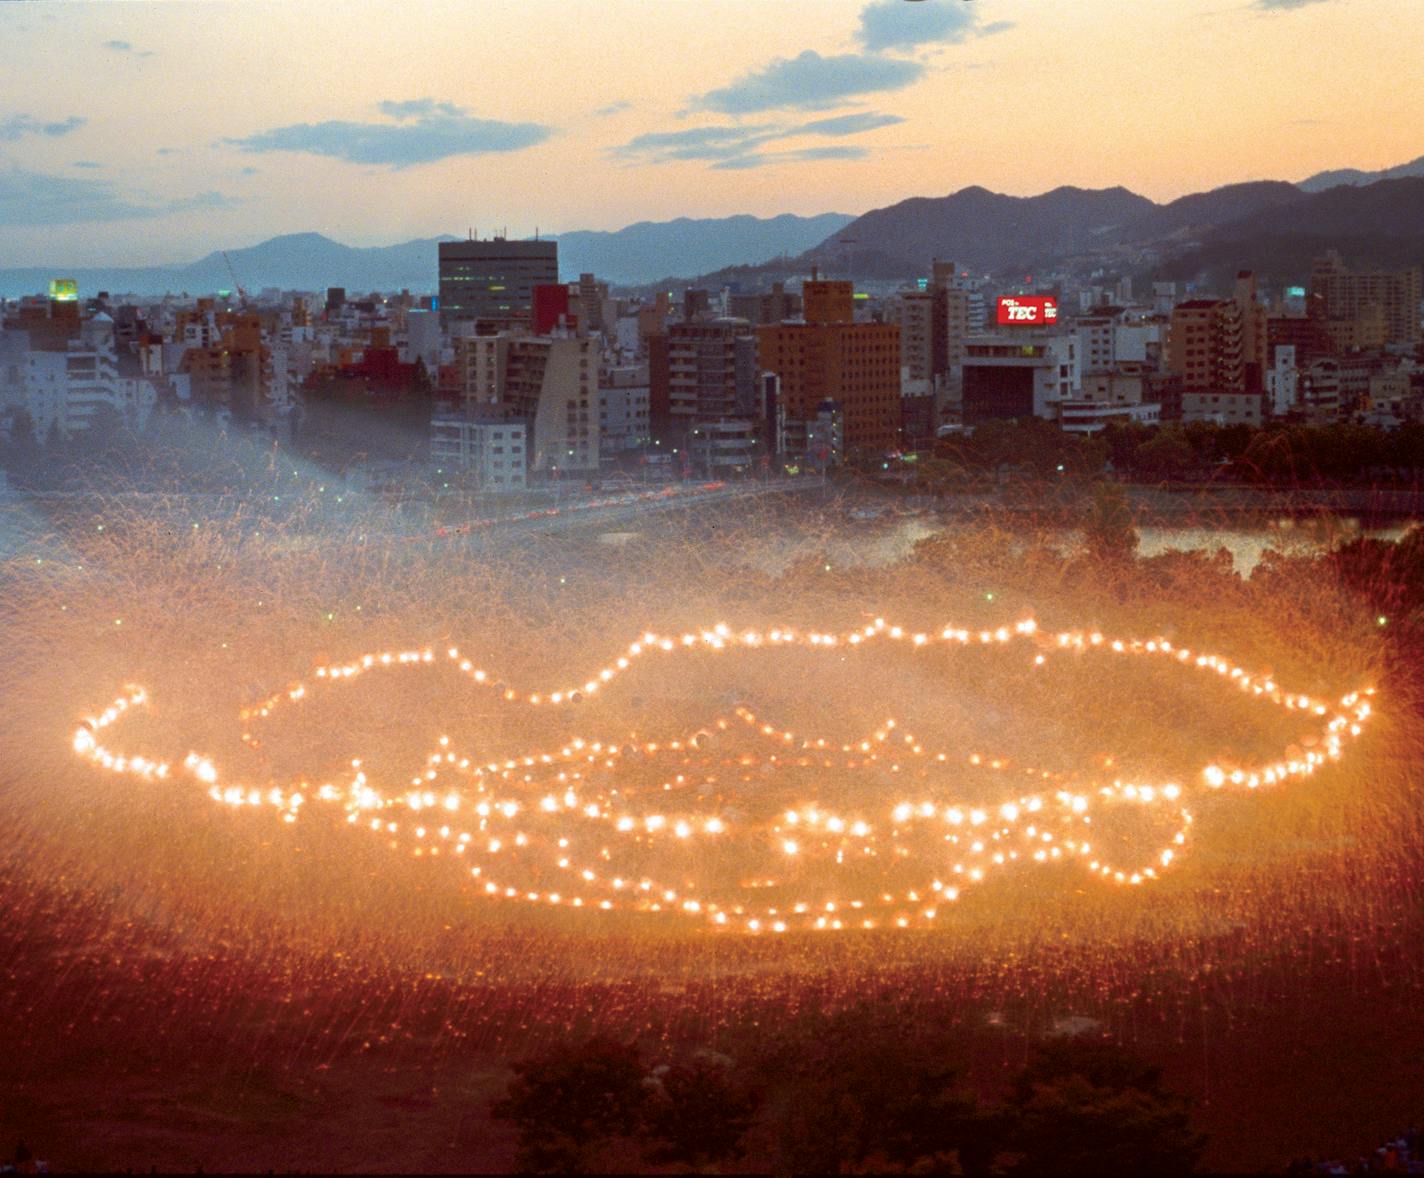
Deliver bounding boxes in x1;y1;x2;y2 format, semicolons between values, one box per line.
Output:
70;618;1375;934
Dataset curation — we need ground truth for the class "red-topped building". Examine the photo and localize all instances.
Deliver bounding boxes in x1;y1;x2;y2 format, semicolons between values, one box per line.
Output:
756;279;900;456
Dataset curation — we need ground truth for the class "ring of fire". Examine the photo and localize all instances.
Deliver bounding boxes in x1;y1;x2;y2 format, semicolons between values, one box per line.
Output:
70;617;1376;934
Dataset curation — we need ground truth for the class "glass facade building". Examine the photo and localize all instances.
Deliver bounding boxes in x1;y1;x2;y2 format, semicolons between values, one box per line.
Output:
438;239;558;324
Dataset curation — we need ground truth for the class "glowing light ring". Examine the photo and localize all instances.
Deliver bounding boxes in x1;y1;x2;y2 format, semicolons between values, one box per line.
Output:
71;619;1375;934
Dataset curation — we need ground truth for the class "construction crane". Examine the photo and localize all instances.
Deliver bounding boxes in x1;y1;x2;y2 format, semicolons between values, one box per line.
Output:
221;250;249;307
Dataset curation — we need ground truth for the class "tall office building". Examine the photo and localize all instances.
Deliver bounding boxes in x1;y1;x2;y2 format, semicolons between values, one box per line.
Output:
1164;272;1266;398
889;287;938;392
757;280;900;454
1309;250;1422;349
572;273;609;334
438;238;558;326
647;318;759;448
888;260;981;394
1233;271;1269;393
1167;299;1246;392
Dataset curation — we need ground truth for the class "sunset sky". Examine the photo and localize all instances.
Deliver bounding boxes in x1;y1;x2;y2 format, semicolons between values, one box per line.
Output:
1;0;1420;266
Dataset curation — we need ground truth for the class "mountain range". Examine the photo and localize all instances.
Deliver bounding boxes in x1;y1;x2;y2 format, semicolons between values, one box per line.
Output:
1298;153;1424;193
553;213;854;284
669;176;1424;293
814;177;1424;279
2;152;1423;300
0;213;854;300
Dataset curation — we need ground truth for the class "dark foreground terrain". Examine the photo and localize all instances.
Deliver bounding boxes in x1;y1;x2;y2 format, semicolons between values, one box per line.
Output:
2;849;1422;1173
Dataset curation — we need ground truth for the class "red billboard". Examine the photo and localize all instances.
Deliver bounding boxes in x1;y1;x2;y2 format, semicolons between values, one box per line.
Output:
996;295;1058;326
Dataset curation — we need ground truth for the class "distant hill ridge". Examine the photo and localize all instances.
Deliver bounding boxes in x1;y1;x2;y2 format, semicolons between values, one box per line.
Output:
0;213;855;299
791;179;1401;278
675;176;1424;291
4;151;1424;298
1299;154;1424;193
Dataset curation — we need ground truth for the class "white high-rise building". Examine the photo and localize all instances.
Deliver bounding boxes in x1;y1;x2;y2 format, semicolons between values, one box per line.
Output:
19;316;156;437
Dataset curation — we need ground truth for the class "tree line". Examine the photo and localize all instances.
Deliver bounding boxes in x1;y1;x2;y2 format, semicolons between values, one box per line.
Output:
491;1010;1204;1175
913;419;1424;489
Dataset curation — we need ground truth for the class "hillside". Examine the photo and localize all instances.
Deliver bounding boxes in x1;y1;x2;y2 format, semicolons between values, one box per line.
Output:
4;173;1422;302
670;178;1424;293
1299;153;1424;193
0;213;855;298
1155;178;1424;286
800;185;1159;278
656;181;1310;290
552;213;854;285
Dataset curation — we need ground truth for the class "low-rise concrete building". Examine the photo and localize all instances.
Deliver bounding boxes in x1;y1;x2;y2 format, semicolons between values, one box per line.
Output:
429;416;527;490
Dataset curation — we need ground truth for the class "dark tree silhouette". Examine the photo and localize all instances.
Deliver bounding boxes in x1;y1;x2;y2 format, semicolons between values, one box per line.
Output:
643;1052;758;1170
752;1003;987;1175
1003;1038;1205;1177
1134;427;1195;480
491;1036;648;1174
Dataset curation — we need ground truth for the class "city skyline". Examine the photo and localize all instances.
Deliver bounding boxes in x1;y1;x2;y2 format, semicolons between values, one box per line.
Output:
2;0;1422;268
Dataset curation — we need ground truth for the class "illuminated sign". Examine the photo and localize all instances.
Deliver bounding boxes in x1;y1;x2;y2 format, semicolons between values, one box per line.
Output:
996;295;1057;326
49;278;78;302
1286;286;1306;299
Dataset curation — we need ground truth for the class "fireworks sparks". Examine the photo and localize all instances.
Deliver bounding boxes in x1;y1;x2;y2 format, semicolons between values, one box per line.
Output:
71;617;1376;934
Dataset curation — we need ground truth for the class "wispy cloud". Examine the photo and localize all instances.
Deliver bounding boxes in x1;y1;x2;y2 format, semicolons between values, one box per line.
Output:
1253;0;1332;8
614;123;781;163
712;145;870;171
224;99;552;167
72;160;104;170
857;0;1013;52
794;112;905;137
103;38;154;57
0;166;236;226
689;50;923;113
594;100;632;117
615;111;902;168
0;114;87;141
